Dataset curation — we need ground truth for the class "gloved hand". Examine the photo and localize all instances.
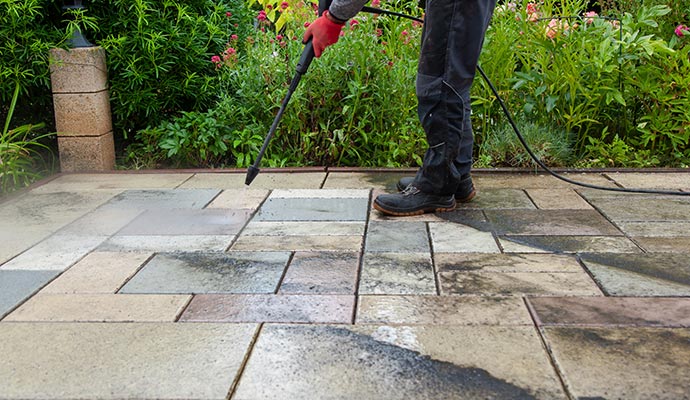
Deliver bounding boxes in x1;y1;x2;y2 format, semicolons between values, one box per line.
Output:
302;11;346;57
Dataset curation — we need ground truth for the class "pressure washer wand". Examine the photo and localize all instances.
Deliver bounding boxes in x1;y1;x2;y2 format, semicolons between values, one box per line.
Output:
245;1;330;186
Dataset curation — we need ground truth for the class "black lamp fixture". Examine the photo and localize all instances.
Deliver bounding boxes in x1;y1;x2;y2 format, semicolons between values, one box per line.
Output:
63;0;93;48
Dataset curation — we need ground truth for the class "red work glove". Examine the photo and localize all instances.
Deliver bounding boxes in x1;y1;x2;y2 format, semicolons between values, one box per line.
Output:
302;11;345;57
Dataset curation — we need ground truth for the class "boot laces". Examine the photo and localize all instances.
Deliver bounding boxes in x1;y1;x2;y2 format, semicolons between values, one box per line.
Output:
401;185;421;196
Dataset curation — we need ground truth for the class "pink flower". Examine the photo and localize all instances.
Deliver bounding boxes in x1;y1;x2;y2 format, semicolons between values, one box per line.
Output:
266;4;273;9
526;2;538;15
257;10;267;21
231;34;238;41
545;19;559;39
350;18;359;27
371;0;380;6
675;24;689;37
506;2;517;11
584;11;597;25
276;34;284;41
280;1;289;10
211;55;221;64
224;47;237;55
375;28;383;37
226;11;232;18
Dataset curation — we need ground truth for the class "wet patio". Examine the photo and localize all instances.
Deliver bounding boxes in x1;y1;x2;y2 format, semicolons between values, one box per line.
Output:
1;169;689;399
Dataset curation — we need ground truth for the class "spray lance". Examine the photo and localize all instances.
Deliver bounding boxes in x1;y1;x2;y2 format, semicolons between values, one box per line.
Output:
246;5;690;197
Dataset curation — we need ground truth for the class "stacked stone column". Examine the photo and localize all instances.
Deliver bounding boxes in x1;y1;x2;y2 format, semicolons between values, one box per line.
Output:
50;47;115;172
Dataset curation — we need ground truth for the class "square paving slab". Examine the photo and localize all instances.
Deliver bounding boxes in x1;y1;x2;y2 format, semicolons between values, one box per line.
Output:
543;327;690;400
359;253;436;295
279;252;360;294
525;189;592;210
120;252;290;294
0;270;60;319
365;221;430;253
0;322;257;400
486;209;622;236
528;297;690;327
205;188;269;210
429;223;501;253
179;294;354;323
233;324;565;400
580;253;690;296
254;197;369;221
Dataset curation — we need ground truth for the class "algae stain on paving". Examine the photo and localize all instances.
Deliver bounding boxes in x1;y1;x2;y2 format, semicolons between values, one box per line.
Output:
235;325;541;400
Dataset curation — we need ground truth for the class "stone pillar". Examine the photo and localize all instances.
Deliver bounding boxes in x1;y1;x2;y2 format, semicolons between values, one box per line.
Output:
50;47;115;172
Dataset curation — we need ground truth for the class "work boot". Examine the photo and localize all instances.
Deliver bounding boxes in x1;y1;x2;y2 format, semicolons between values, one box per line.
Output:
374;185;456;216
397;174;477;203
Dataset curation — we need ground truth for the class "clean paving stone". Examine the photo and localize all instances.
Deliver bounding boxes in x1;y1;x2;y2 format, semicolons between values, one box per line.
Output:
356;295;533;325
117;208;252;236
254;197;369;221
56;208;143;236
231;235;363;252
242;221;365;236
120;251;290;294
429;222;500;253
473;173;614;189
498;235;641;253
40;251;152;294
617;221;690;237
605;172;690;191
205;188;269;210
179;294;354;324
98;235;234;252
527;297;690;327
584;195;690;222
0;322;258;400
233;324;565;400
279;252;360;294
633;236;690;253
463;189;536;209
30;173;193;192
321;171;410;189
543;327;690;400
580;253;690;296
0;270;60;319
359;253;436;295
99;189;220;210
526;189;592;210
0;234;107;271
486;209;622;236
179;172;327;189
4;293;191;322
365;221;430;253
434;253;584;273
439;271;602;297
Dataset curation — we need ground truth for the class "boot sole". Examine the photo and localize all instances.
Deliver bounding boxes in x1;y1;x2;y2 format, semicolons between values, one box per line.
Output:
373;200;457;216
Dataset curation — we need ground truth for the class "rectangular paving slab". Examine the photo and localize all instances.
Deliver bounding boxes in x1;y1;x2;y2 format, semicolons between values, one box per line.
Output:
98;235;234;253
584;195;690;222
356;295;533;325
254;197;369;221
525;189;592;210
205;188;269;210
117;208;252;236
279;252;360;294
616;221;690;237
633;236;690;253
463;188;536;209
233;324;565;400
231;235;363;252
120;251;290;294
179;172;326;189
359;253;436;295
30;173;193;192
580;253;690;296
1;234;107;271
4;293;191;322
498;235;641;253
434;253;584;273
528;297;690;327
605;172;690;190
439;271;602;297
486;209;622;236
0;270;60;319
180;294;354;324
99;189;220;210
0;322;257;399
542;326;690;399
242;221;365;236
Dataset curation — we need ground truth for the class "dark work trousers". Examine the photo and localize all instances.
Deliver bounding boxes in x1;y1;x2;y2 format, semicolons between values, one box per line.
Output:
413;0;497;195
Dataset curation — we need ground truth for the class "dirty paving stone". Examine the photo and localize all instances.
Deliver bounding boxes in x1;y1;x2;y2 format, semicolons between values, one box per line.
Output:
439;271;602;297
233;324;565;400
179;294;354;324
633;236;690;253
584;195;690;222
365;221;430;253
486;210;622;236
580;253;690;296
0;322;258;400
434;253;583;273
462;188;536;209
254;197;368;221
242;221;365;237
279;252;359;294
359;253;436;295
528;297;690;327
429;223;500;253
119;252;290;294
98;235;234;253
356;295;533;325
231;235;362;252
498;235;641;254
543;327;690;400
526;189;592;210
99;189;220;210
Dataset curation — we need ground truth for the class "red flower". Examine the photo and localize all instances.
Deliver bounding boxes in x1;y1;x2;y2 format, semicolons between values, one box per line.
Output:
280;1;289;10
226;11;232;18
257;10;267;21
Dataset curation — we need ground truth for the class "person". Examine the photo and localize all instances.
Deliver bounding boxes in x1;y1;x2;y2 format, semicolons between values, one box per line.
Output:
304;0;498;216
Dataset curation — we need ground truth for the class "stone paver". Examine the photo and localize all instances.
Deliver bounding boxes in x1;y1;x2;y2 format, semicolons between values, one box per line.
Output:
528;297;690;327
2;170;690;400
543;327;690;399
233;324;565;400
4;293;190;322
180;294;354;324
0;270;60;319
120;252;290;294
580;253;690;296
0;322;257;399
357;295;533;325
